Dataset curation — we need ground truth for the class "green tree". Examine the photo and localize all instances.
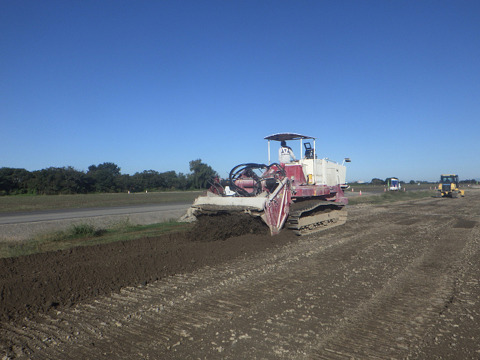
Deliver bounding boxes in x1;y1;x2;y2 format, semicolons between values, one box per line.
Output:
0;167;32;195
159;170;176;190
29;167;89;195
188;159;217;189
87;162;122;192
174;172;188;190
118;174;134;192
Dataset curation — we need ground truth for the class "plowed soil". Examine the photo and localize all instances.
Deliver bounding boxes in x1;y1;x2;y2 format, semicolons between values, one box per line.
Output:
1;190;480;359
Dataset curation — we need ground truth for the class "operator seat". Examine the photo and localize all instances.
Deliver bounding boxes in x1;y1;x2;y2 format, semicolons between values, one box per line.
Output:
304;142;315;159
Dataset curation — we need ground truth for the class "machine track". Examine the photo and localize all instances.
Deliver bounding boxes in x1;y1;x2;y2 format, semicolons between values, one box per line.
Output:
287;199;347;236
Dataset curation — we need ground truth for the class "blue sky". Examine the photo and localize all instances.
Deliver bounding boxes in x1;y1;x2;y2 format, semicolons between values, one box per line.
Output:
1;1;479;182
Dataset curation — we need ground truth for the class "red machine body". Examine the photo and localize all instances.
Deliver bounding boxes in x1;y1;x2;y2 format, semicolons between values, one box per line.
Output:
183;133;350;236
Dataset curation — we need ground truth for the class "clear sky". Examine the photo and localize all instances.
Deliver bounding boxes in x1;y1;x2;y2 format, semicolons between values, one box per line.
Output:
1;1;479;182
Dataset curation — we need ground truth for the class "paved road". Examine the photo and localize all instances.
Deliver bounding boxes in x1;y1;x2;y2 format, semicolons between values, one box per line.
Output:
0;191;371;242
0;203;192;225
0;202;192;241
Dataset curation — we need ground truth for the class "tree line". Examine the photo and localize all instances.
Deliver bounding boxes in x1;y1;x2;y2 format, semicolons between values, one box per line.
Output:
0;159;217;195
355;178;477;186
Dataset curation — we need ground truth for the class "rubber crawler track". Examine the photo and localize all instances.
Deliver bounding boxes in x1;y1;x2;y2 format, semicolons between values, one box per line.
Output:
287;199;347;236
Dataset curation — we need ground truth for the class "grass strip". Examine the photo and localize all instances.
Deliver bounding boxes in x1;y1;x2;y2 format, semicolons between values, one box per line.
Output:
0;191;202;213
0;220;192;259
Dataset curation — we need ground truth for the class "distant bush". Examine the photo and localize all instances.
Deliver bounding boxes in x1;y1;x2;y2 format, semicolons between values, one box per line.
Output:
69;224;100;237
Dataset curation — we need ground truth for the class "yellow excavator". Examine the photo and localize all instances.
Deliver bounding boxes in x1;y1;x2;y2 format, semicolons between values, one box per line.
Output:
437;174;465;198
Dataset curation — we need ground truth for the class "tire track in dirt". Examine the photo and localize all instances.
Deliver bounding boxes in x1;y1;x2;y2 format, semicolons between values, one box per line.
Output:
408;209;480;359
314;228;465;358
2;193;479;359
42;214;448;357
2;222;394;359
311;196;478;359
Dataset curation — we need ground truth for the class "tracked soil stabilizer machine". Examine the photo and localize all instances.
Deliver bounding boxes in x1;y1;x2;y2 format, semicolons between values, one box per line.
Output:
182;133;351;236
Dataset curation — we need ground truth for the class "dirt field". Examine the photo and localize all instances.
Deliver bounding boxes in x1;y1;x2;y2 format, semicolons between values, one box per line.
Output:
1;190;479;359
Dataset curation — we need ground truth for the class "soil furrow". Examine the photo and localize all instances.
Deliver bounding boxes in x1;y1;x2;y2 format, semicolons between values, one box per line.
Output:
1;191;479;359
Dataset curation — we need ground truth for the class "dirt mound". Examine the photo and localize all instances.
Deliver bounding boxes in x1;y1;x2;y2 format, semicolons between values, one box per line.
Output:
189;213;270;241
0;226;294;322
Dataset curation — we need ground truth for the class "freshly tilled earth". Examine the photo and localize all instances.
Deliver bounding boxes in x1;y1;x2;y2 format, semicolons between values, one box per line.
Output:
1;190;480;359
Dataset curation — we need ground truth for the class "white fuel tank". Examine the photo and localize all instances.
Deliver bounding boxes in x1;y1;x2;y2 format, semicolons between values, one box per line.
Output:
299;158;347;186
